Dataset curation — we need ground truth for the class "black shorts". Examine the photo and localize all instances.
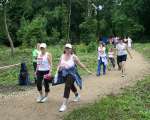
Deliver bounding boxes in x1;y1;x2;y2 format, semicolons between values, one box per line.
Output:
118;55;127;63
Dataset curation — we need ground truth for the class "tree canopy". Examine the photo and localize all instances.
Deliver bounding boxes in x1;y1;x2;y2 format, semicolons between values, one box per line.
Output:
0;0;150;46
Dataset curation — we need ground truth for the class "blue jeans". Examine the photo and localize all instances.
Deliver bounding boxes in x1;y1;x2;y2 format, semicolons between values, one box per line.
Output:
97;58;106;76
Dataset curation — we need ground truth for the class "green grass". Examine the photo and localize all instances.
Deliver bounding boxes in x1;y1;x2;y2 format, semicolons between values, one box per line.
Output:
134;43;150;59
63;42;150;120
0;44;97;86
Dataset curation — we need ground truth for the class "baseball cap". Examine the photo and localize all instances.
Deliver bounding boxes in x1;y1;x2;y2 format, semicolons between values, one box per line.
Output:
65;43;72;49
40;43;47;48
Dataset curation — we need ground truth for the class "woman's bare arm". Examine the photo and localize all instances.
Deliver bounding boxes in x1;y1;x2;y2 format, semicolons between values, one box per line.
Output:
73;55;92;73
47;53;52;73
126;48;133;59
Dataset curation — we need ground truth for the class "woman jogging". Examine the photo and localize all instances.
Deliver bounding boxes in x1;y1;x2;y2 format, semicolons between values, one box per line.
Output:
36;43;52;103
116;38;133;77
57;43;91;112
97;42;107;76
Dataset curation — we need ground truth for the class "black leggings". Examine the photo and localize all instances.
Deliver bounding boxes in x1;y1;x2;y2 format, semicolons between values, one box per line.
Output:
64;74;77;99
109;58;115;68
117;56;121;70
37;71;50;92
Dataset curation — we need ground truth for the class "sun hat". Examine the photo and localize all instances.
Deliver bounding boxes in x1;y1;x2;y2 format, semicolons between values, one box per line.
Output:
40;43;47;48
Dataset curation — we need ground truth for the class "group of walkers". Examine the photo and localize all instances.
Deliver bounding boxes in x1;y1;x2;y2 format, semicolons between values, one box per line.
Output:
32;36;133;112
97;36;133;77
32;43;91;112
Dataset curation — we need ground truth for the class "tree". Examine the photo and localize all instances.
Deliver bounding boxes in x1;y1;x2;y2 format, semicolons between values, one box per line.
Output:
17;16;49;46
67;0;71;42
0;0;14;56
1;0;150;46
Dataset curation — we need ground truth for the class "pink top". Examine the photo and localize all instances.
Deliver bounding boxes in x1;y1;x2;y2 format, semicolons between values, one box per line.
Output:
60;54;75;69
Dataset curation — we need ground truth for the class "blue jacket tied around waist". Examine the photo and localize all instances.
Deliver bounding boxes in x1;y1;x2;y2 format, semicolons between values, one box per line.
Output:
53;66;82;89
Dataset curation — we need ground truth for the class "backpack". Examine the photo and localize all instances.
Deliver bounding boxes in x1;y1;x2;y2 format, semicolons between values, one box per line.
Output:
18;63;30;85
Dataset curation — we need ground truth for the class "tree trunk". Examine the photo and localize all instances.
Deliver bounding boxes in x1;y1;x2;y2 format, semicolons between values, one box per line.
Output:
4;7;14;56
67;0;71;43
87;0;90;17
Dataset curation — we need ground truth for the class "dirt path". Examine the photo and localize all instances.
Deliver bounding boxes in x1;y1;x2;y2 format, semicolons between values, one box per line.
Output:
0;50;150;120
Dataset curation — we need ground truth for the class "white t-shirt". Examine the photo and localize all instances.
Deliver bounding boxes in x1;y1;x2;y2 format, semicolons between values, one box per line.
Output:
116;43;127;56
128;37;132;48
98;47;106;59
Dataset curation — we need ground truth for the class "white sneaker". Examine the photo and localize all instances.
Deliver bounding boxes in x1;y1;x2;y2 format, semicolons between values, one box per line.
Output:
59;104;67;112
41;96;48;103
73;95;80;102
36;96;43;103
121;74;125;77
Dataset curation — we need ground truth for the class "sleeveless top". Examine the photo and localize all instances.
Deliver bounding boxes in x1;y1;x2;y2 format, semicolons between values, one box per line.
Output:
108;51;114;58
60;54;75;69
37;52;50;71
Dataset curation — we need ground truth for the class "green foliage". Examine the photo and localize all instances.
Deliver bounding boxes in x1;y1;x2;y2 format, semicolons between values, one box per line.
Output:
0;44;97;86
87;41;98;52
0;0;150;45
79;18;97;44
134;43;150;59
112;10;144;37
45;5;68;44
17;16;49;46
75;43;87;53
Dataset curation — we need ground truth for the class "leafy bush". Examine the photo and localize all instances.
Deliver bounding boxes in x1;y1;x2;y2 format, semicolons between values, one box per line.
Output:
17;16;49;46
79;18;97;44
75;43;87;53
87;41;98;52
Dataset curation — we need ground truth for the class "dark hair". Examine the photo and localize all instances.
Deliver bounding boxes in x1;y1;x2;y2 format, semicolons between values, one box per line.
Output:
63;47;73;54
99;41;105;47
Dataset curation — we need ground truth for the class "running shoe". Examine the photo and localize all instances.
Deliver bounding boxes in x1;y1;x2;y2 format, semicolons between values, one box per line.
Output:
41;96;48;103
59;104;67;112
73;95;80;102
121;74;125;77
36;96;43;103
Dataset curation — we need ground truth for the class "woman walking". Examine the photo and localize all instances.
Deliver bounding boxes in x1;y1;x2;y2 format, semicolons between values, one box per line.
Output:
97;42;107;76
32;43;40;84
116;38;132;77
108;48;115;70
57;43;91;112
36;43;52;103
